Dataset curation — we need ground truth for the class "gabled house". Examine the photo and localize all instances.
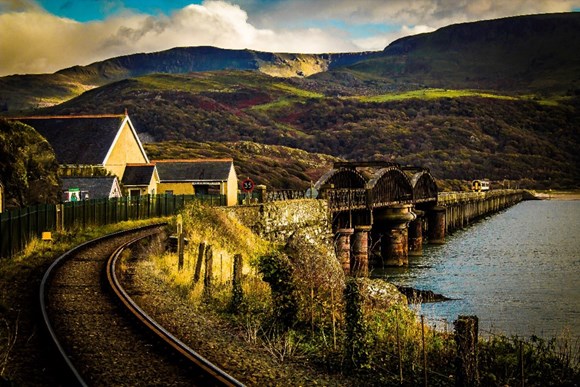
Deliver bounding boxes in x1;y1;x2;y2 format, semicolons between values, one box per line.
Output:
61;176;122;201
16;114;149;179
154;159;238;206
121;164;159;197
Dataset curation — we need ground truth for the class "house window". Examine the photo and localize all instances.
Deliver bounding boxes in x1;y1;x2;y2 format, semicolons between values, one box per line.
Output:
195;184;220;195
129;189;141;197
165;190;173;195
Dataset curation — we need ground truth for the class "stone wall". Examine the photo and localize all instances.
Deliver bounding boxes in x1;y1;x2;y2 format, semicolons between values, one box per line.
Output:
224;199;331;243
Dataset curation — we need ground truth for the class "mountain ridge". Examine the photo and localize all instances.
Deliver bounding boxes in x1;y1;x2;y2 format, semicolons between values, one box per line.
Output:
3;12;580;112
339;12;580;95
2;13;580;189
0;47;374;111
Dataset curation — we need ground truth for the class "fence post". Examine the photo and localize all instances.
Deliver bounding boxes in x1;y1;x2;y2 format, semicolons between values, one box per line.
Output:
454;315;479;387
55;203;63;231
177;215;184;271
82;200;86;229
193;242;205;283
203;245;213;300
147;194;151;219
230;253;243;312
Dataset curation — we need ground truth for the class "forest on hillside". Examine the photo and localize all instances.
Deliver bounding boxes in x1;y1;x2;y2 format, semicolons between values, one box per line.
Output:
36;72;580;189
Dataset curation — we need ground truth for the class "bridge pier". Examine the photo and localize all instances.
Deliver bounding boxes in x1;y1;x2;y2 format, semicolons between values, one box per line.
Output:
408;209;424;256
427;205;446;244
336;228;354;275
376;204;416;266
351;225;371;277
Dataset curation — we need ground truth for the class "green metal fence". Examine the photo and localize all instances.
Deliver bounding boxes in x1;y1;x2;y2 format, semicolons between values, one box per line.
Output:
0;194;225;259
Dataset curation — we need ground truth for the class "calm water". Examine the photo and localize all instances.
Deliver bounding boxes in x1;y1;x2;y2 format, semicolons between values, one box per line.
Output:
376;200;580;339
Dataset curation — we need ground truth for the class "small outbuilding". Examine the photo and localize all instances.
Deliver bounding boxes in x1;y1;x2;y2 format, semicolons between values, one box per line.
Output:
121;164;159;197
154;159;238;206
61;176;122;201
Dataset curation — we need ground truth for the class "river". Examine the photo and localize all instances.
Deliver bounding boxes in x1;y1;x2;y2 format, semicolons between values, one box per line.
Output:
375;200;580;339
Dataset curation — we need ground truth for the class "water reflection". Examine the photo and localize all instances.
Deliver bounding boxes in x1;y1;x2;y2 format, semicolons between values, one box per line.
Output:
373;200;580;339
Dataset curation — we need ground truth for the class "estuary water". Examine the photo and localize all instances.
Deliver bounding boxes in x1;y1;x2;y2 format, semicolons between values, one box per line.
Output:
376;200;580;339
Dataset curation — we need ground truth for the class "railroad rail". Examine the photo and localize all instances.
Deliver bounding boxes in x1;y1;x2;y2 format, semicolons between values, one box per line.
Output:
39;224;243;386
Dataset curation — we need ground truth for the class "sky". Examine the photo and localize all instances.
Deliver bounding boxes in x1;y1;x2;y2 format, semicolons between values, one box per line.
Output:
0;0;578;77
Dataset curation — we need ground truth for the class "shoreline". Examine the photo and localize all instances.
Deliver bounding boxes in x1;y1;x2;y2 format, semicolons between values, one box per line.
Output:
531;191;580;200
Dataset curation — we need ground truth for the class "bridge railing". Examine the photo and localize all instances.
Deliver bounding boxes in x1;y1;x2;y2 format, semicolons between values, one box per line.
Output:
264;189;309;202
325;188;368;212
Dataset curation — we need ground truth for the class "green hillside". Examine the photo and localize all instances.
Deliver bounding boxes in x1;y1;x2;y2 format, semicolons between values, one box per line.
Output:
144;141;340;189
331;12;580;96
4;13;580;189
0;47;371;112
23;71;580;189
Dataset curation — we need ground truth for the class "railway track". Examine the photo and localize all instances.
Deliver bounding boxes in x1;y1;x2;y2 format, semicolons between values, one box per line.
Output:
39;224;243;386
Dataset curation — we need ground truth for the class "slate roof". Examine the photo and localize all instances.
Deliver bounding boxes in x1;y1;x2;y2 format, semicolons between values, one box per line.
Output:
154;159;234;182
122;164;156;186
61;177;120;199
18;115;126;165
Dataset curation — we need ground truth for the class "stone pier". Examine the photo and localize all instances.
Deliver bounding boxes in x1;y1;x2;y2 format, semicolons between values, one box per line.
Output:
336;228;354;275
427;205;446;244
351;225;372;276
408;209;424;256
376;204;416;266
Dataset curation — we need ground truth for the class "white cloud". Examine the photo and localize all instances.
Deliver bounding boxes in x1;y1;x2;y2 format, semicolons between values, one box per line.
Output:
354;25;436;52
0;0;578;76
0;0;359;76
244;0;579;28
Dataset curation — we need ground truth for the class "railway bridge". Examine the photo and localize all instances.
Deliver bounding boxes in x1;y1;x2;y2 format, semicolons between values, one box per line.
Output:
311;161;523;276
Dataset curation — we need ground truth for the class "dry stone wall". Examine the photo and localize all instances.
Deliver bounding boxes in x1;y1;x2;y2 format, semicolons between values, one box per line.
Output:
224;199;331;243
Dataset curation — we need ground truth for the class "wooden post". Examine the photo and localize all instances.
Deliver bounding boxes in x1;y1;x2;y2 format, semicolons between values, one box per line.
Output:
454;315;479;387
193;242;205;283
176;215;184;271
231;253;243;312
56;203;64;231
203;245;213;300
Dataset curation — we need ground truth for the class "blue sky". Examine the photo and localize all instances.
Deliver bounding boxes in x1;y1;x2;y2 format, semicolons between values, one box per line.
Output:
39;0;200;21
0;0;579;76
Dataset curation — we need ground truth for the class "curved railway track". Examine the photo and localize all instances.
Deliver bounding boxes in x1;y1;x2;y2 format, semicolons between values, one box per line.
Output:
39;224;243;386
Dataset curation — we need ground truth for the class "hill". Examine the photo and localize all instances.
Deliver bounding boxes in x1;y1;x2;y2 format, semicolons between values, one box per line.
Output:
21;71;580;189
4;13;580;189
0;47;372;112
320;12;580;96
144;141;341;189
3;13;580;112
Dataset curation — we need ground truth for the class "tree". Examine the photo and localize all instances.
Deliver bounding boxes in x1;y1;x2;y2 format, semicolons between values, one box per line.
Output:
0;119;60;208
